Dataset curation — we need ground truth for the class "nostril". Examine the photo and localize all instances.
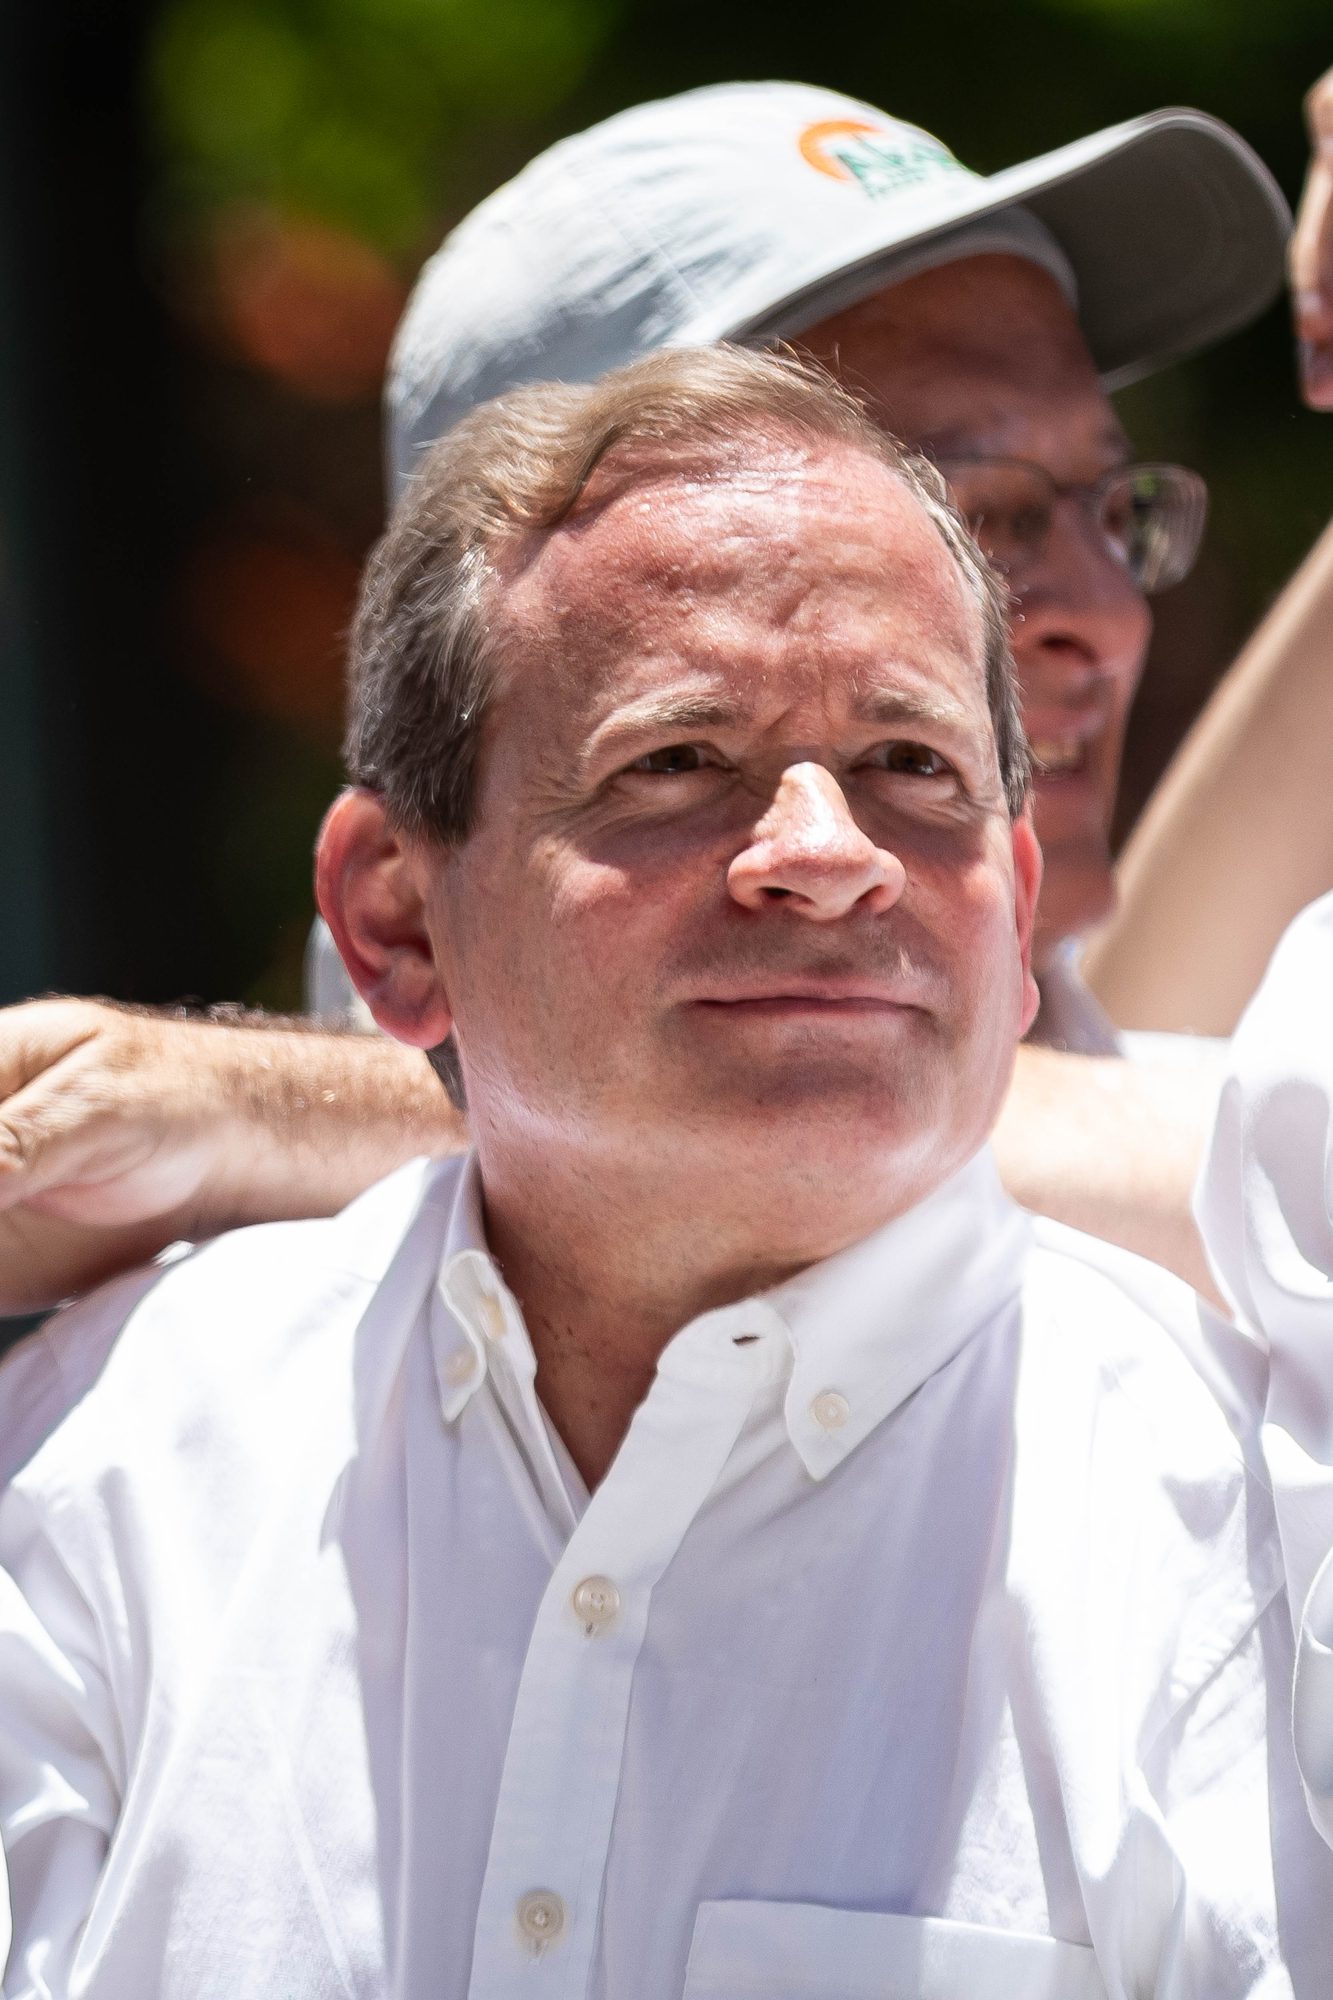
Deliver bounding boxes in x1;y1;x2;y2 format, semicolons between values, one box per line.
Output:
764;886;793;900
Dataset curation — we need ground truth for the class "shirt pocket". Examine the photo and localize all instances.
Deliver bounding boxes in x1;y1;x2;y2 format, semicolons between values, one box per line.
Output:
682;1902;1107;2000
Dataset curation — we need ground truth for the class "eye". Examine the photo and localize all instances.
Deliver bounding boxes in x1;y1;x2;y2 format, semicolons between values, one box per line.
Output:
870;740;953;778
630;743;710;775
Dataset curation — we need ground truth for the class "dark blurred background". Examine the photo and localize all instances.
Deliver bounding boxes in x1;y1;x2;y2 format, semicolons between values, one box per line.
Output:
2;0;1330;1012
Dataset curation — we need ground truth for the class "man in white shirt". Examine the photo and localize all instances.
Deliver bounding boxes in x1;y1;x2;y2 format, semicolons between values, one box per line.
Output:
0;79;1293;1313
0;344;1322;1998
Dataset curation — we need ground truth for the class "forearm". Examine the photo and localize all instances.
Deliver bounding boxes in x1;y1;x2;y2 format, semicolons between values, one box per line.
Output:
0;1005;469;1313
1083;518;1333;1035
3;1013;1224;1323
186;1021;468;1231
994;1045;1222;1306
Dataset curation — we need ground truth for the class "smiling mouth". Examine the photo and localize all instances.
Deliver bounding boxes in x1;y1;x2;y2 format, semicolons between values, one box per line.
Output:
1029;736;1087;777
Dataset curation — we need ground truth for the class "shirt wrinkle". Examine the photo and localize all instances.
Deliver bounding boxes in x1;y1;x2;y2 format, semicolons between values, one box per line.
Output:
0;1143;1315;1998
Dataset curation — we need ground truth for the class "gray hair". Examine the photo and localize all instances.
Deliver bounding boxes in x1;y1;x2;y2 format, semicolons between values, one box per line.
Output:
346;343;1030;836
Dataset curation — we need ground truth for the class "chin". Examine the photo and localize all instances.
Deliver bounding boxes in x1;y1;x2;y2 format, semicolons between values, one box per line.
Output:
707;1098;992;1245
696;1031;941;1113
690;1056;964;1179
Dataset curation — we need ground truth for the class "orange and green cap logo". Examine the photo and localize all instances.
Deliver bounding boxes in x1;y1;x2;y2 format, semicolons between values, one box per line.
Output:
798;120;971;200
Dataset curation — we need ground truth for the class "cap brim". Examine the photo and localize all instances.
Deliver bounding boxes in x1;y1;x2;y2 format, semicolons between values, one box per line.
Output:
716;110;1291;390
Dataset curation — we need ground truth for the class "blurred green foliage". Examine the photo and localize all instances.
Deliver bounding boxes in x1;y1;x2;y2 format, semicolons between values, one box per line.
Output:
1033;0;1326;32
140;0;1333;1005
149;0;622;254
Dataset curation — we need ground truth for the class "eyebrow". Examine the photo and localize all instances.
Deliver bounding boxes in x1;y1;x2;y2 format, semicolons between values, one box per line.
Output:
602;694;744;738
848;687;975;734
924;424;1133;470
587;682;977;763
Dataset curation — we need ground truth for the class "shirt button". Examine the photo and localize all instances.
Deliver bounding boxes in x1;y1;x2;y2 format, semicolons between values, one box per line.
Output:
478;1294;506;1342
440;1345;477;1387
571;1574;622;1635
811;1389;850;1431
514;1888;567;1955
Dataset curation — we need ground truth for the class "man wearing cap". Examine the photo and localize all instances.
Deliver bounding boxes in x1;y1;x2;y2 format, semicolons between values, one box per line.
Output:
0;343;1318;1998
373;77;1273;1064
0;77;1296;1323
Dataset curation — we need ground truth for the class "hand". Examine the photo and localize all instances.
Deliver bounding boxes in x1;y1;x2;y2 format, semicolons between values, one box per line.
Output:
0;1001;227;1231
0;999;467;1313
1292;66;1333;409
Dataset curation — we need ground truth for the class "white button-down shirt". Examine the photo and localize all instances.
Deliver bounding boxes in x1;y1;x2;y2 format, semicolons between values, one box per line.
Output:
0;1147;1321;1999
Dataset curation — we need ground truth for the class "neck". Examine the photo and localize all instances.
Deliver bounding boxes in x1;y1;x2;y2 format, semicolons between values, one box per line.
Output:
475;1135;932;1489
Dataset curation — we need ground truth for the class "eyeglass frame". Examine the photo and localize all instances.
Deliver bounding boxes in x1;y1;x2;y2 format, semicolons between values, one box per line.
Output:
931;454;1209;596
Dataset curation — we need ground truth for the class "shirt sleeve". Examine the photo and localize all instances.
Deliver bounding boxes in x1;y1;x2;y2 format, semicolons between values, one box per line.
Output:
0;1484;122;1998
1194;888;1333;1847
0;1263;165;1490
1145;1601;1297;2000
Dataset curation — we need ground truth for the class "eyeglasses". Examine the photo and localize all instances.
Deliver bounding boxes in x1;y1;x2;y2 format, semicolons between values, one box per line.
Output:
934;456;1209;594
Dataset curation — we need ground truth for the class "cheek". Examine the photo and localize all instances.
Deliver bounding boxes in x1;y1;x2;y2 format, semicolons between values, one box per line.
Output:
1123;591;1154;665
908;847;1024;999
451;832;701;1036
546;805;744;954
1096;597;1153;733
546;861;671;971
1106;635;1149;719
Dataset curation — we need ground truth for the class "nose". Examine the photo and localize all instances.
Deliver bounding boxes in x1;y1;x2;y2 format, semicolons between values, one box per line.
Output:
727;763;906;921
1011;496;1152;692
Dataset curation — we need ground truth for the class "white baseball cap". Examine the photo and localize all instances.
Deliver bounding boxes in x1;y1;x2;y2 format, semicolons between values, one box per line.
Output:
388;79;1290;494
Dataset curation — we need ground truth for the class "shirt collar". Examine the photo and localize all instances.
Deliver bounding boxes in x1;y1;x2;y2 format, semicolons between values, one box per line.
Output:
766;1145;1030;1477
350;1159;462;1452
432;1156;529;1421
427;1144;1030;1483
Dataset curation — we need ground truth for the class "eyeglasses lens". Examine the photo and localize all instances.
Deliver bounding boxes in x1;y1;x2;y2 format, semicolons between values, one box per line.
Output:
1095;466;1208;593
945;463;1053;584
941;459;1207;595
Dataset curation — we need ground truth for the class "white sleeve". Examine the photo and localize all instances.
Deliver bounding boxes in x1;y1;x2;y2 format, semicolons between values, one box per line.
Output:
0;1265;165;1490
1195;888;1333;1846
0;1486;121;1998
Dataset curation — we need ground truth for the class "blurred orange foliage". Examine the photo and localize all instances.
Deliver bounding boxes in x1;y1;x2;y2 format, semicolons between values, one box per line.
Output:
209;206;407;402
178;520;360;736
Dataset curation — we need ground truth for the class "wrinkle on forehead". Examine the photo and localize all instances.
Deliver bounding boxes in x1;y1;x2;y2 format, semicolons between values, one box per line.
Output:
489;433;834;593
490;441;986;690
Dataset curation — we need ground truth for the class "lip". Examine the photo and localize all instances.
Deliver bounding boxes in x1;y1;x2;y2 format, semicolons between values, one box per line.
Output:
695;997;918;1018
690;979;927;1013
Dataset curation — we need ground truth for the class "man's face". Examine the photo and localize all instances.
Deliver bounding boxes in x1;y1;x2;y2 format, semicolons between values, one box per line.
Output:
799;254;1153;961
420;437;1040;1254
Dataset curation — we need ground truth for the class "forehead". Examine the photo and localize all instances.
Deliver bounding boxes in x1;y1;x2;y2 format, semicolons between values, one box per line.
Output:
492;440;987;718
801;255;1127;464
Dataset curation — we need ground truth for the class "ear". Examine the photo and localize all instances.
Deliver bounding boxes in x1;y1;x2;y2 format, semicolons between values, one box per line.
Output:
1010;806;1044;1040
315;789;453;1049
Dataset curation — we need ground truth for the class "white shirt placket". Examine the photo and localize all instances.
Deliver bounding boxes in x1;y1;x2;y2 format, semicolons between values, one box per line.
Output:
436;1251;586;1545
461;1298;790;1999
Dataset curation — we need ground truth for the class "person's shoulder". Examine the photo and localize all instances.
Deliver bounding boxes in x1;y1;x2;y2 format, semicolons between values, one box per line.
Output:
123;1148;449;1347
1021;1215;1270;1471
4;1155;460;1491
